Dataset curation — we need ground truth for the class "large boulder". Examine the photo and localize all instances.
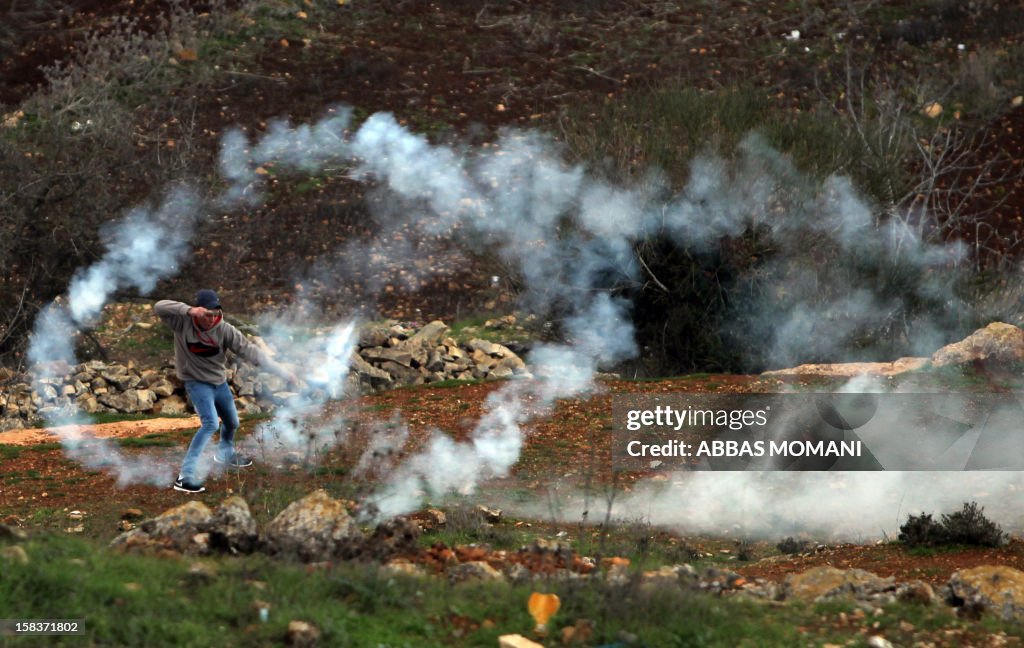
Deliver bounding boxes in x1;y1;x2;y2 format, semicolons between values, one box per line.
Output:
203;496;258;554
398;320;449;350
362;347;414;367
782;567;894;602
262;490;363;562
350;354;395;389
149;378;176;398
947;566;1024;620
155;394;188;415
359;326;391;348
110;501;213;554
98;388;157;413
931;322;1024;369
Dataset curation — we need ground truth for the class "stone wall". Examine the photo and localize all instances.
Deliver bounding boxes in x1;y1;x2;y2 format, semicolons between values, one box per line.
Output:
0;320;529;432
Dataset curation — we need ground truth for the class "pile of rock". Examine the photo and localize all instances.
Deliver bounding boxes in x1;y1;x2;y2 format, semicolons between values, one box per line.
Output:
109;490;412;564
347;320;531;391
228;320;530;413
0;320;531;431
0;362;188;431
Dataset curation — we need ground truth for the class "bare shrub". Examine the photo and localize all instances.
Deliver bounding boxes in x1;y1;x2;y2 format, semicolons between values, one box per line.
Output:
0;0;256;364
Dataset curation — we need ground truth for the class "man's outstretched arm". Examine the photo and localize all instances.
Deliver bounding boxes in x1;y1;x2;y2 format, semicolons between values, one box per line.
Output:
221;325;299;386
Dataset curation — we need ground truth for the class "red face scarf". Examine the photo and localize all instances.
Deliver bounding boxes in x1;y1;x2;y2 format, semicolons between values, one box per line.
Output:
190;313;223;355
192;312;223;332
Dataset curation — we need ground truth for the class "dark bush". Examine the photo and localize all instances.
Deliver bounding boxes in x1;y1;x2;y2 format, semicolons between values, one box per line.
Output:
899;502;1006;548
940;501;1006;548
898;512;948;547
776;537;810;555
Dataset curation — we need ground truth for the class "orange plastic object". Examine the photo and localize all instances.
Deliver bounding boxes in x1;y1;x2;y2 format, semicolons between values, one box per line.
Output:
527;592;560;634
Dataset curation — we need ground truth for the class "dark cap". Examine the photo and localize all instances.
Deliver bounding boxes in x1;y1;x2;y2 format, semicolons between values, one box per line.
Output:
194;289;222;310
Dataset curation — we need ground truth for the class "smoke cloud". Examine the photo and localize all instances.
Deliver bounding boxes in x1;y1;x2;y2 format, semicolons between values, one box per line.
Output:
501;470;1024;541
27;186;202;485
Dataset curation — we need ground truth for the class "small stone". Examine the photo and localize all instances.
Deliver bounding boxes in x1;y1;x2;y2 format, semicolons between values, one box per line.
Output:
187;562;217;583
0;545;29;564
476;505;502;523
0;523;28;542
286;620;321;647
409;508;446;532
449;560;504;583
498;635;543;648
382;559;427;577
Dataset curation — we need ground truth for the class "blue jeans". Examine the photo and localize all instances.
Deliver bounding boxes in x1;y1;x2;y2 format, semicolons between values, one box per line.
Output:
180;381;240;481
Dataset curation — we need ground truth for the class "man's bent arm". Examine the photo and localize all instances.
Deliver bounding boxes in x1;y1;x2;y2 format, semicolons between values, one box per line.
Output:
154;300;191;333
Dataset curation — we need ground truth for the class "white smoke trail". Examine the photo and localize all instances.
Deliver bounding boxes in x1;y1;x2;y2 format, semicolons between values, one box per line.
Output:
24;98;993;536
27;187;202;485
246;319;359;459
211;107;987;529
66;186;203;324
367;294;637;519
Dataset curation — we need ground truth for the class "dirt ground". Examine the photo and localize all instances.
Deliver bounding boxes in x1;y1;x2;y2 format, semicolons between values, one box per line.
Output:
0;416;199;446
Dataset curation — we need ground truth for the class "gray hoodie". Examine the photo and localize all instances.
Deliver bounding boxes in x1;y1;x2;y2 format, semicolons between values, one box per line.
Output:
154;300;286;384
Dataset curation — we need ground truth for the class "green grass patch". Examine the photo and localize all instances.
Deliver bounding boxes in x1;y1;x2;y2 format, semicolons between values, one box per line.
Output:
242;412;274;423
117;434;179;448
0;532;842;647
448;314;537;346
112;326;175;359
311;465;348;478
0;444;23;460
3;532;1024;646
30;442;65;453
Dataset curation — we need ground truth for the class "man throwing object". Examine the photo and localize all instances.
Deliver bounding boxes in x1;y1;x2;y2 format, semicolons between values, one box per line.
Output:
155;289;297;493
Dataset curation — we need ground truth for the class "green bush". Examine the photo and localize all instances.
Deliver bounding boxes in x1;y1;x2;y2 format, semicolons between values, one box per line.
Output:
776;537;810;555
940;501;1006;548
899;502;1006;548
898;512;948;547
